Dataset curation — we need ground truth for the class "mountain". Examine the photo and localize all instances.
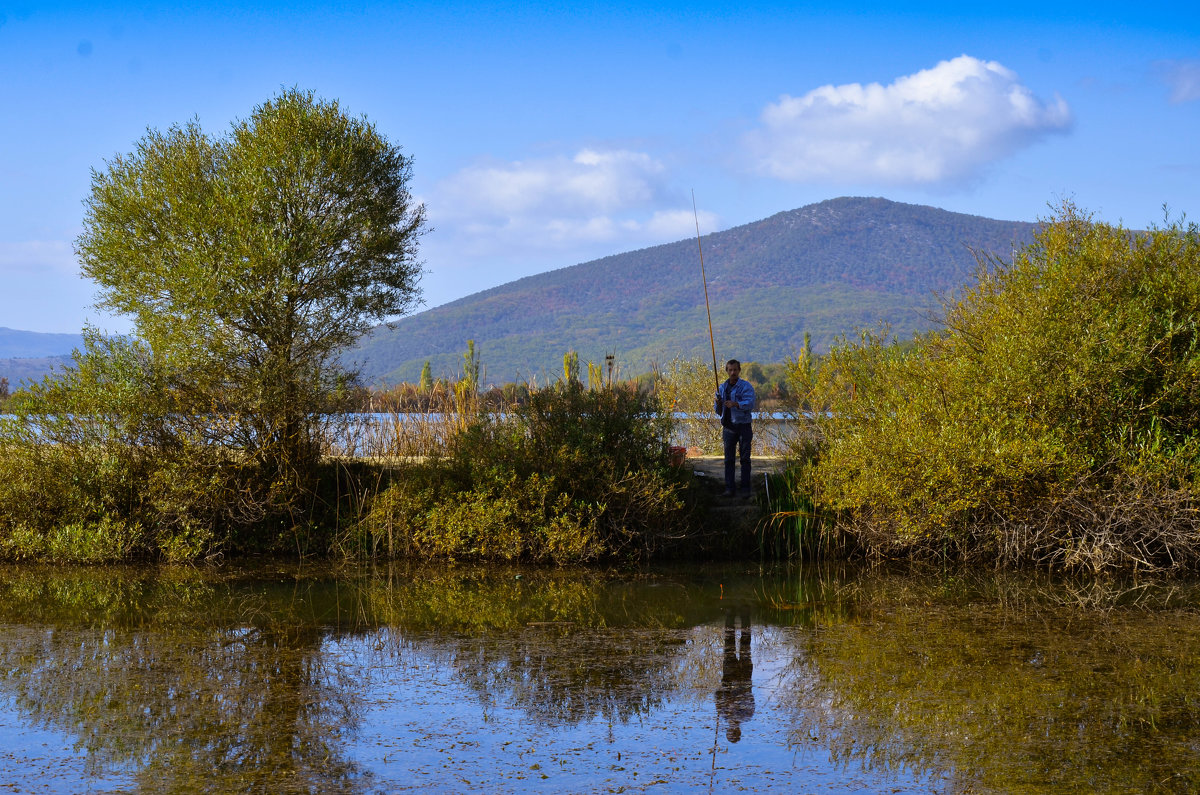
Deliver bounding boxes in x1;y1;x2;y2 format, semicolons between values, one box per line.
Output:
0;328;83;359
0;355;72;386
350;197;1038;384
0;328;82;386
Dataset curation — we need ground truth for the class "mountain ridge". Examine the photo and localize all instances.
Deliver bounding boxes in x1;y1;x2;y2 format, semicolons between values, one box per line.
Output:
350;197;1038;384
0;327;83;359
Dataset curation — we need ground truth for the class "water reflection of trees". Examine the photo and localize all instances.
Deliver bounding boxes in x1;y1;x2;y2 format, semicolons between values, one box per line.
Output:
9;562;1155;792
0;563;764;787
391;565;860;730
0;566;366;793
360;565;733;727
444;627;688;726
780;571;1200;794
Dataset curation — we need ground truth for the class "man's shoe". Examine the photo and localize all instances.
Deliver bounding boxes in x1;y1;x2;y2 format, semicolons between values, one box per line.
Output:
721;490;735;498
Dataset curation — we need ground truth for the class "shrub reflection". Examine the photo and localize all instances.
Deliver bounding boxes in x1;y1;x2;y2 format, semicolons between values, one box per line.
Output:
780;571;1200;794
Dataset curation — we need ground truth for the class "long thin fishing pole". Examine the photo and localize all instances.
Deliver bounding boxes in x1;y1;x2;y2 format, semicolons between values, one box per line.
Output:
692;190;719;388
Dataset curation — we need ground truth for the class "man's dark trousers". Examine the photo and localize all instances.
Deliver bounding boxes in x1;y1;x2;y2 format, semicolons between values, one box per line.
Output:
723;423;753;495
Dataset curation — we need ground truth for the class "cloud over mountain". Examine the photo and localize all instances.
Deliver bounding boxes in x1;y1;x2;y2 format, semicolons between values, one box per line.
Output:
744;55;1072;186
429;149;715;257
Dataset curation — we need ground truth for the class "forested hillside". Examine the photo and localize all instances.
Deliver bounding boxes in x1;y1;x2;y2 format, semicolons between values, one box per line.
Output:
0;356;71;386
349;197;1037;384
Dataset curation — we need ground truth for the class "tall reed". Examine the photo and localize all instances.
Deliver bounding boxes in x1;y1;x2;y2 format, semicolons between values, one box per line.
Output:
758;459;854;561
325;378;481;461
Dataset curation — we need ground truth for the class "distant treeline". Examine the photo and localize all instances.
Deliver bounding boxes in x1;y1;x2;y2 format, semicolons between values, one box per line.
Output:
351;358;797;412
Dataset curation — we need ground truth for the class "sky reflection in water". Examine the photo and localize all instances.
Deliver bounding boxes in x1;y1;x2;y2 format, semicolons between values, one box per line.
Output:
0;562;1195;793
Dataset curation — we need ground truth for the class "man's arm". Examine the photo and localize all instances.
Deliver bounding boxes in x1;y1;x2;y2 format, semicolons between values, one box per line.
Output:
736;381;756;409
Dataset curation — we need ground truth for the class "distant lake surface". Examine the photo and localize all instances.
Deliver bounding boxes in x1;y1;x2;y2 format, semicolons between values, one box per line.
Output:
0;562;1195;793
333;412;801;455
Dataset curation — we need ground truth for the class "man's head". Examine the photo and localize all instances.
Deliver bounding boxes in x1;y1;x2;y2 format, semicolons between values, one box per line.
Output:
725;359;741;382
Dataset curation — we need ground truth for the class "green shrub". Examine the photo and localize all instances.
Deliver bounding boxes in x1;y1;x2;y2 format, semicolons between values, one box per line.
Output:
0;334;274;562
804;203;1200;571
350;380;691;562
655;357;721;453
0;339;691;563
352;468;602;563
456;380;688;556
0;516;146;563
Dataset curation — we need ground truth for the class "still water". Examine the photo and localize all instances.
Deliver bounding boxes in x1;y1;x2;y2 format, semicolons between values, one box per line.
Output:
0;562;1196;793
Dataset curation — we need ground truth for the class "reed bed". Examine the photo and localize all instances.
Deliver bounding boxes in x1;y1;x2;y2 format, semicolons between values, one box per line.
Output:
326;380;480;460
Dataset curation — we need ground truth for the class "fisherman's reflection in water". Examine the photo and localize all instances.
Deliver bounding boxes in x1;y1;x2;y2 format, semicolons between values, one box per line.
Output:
716;612;755;743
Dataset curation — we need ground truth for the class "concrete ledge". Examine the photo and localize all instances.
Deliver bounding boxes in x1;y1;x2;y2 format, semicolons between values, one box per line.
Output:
685;455;786;482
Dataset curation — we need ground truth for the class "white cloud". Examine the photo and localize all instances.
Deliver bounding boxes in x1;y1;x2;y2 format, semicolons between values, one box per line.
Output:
644;209;713;240
429;148;718;260
437;149;667;219
1158;59;1200;103
744;55;1072;186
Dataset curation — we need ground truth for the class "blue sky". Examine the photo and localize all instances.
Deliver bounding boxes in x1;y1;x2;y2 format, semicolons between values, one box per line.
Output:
2;0;1197;333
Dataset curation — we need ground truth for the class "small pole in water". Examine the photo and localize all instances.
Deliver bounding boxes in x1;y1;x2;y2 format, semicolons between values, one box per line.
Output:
693;190;720;389
711;706;720;780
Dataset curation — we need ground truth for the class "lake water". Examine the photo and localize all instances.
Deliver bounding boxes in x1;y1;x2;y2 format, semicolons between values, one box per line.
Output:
0;562;1195;793
327;412;801;456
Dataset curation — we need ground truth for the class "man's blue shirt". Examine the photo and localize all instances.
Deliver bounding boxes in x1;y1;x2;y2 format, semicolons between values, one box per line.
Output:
715;378;755;425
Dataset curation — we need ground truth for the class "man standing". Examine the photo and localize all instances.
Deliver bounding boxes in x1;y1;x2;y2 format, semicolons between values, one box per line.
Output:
715;359;755;498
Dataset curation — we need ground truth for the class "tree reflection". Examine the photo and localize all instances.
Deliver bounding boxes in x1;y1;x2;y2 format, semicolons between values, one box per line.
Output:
0;567;366;793
360;565;727;727
780;572;1200;794
0;563;754;787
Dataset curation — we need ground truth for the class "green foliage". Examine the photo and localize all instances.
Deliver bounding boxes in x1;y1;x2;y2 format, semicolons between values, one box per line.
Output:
562;350;580;385
352;379;690;562
656;357;720;452
803;203;1200;570
351;468;603;563
461;339;481;391
0;517;146;563
759;469;841;561
0;332;274;561
75;87;426;486
0;89;426;561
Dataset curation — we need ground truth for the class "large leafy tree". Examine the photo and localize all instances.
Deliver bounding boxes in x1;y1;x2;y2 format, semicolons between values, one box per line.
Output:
76;89;426;487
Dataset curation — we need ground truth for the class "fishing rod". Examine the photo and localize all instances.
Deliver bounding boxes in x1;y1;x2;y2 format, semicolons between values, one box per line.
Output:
692;190;720;389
